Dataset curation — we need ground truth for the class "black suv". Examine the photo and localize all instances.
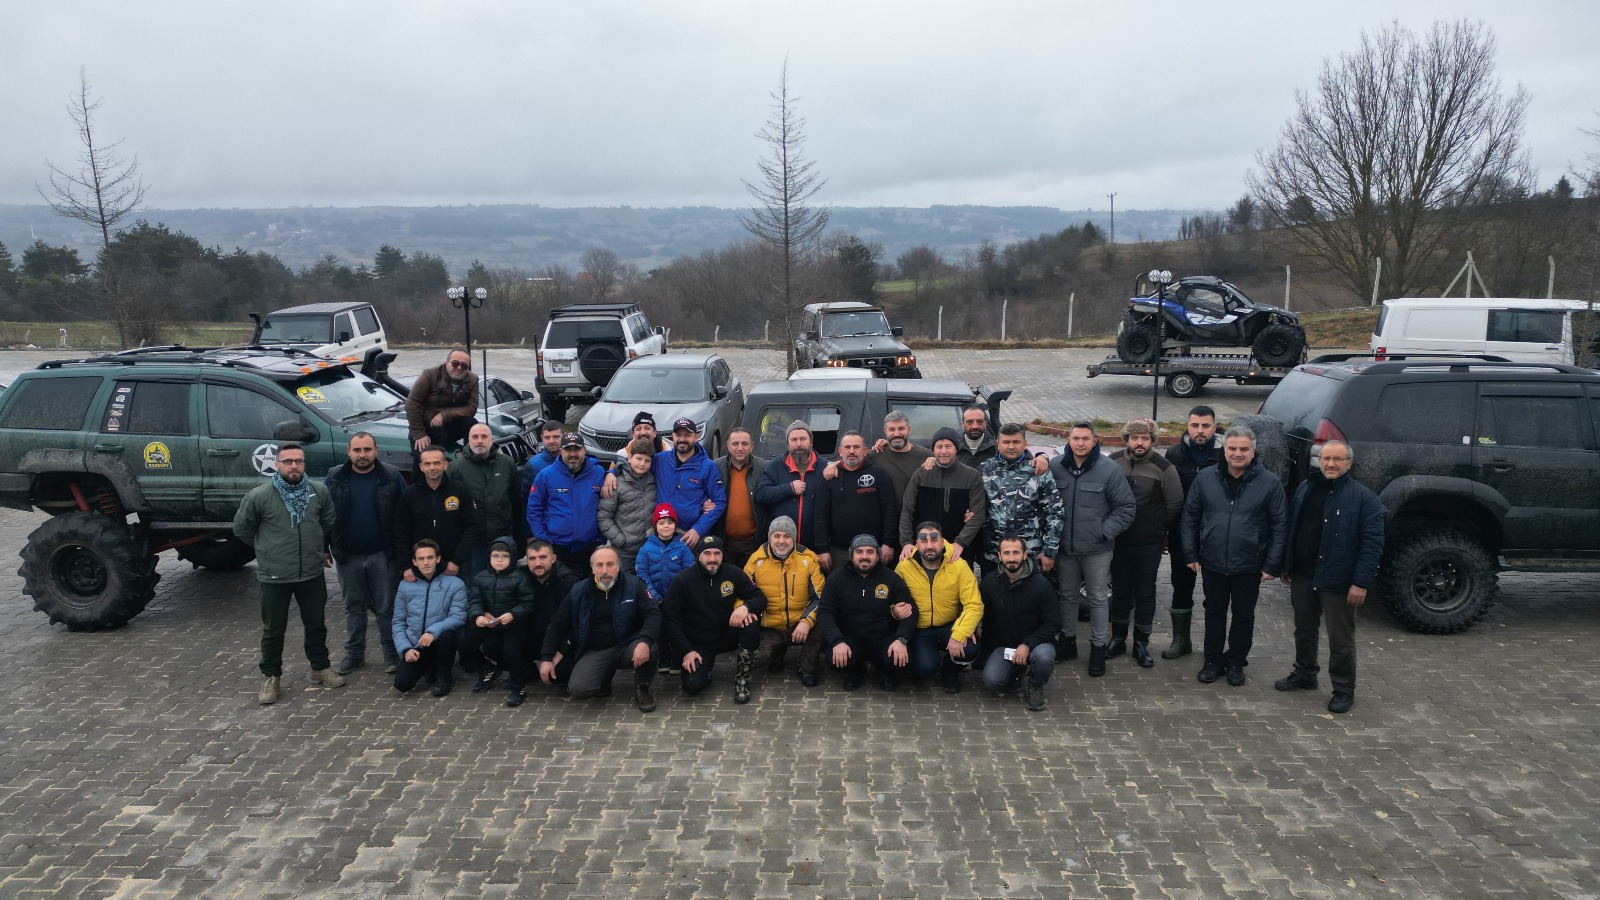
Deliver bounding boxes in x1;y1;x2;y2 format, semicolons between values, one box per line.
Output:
1116;275;1305;367
1255;355;1600;633
742;376;1005;460
795;302;920;377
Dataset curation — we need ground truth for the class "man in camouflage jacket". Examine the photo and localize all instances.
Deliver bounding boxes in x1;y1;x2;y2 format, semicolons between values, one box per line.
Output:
981;423;1064;574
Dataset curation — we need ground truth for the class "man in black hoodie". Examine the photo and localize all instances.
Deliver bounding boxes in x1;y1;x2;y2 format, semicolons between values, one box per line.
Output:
464;536;536;706
814;430;898;568
394;447;481;583
520;538;581;684
817;535;918;691
663;537;769;704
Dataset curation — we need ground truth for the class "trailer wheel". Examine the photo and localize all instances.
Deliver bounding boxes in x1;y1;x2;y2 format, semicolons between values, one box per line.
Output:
1165;372;1201;398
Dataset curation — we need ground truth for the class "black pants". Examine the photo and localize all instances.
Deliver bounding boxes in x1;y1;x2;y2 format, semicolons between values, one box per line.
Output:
1290;576;1358;692
830;632;906;683
1201;569;1262;667
568;640;656;700
1111;541;1164;632
395;630;462;692
553;542;598;575
258;576;331;677
680;624;761;695
462;618;530;683
412;417;479;468
722;535;761;571
1169;524;1197;611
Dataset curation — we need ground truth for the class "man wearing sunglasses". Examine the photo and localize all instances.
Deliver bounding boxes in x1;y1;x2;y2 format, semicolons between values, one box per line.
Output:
406;348;481;454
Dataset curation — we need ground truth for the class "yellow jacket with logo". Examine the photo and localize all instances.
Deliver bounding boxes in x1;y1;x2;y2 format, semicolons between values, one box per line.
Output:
744;542;826;630
895;542;984;642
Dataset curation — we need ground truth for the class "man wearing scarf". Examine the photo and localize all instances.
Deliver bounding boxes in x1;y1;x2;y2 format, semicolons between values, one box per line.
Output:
233;443;344;705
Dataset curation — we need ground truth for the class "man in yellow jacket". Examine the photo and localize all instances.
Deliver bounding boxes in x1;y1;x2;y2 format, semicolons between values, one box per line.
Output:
743;516;828;687
895;521;984;693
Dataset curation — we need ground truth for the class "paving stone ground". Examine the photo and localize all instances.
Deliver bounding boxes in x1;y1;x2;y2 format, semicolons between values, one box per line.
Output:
3;347;1599;897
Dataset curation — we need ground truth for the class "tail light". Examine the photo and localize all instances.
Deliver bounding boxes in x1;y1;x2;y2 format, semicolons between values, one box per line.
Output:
1310;418;1346;458
1374;346;1386;361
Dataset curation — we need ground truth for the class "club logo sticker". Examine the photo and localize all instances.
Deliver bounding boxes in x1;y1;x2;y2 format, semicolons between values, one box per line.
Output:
252;444;279;475
143;442;172;469
297;386;329;404
720;581;734;597
874;584;889;599
445;495;460;511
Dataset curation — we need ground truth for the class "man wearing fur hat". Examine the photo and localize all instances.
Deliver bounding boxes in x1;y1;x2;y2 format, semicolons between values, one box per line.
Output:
1107;418;1184;668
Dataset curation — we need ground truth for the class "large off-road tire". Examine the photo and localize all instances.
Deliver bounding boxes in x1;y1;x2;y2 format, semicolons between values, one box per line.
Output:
1116;322;1160;364
1252;323;1305;367
1377;528;1498;634
175;535;256;571
577;341;627;387
19;511;160;631
1231;414;1290;487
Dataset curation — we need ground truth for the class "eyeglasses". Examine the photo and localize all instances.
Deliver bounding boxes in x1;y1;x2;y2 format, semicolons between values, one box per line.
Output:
448;361;470;370
1320;456;1350;463
277;458;306;466
916;532;941;541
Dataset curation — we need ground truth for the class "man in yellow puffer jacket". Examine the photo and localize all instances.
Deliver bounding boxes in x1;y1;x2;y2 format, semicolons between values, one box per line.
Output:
895;521;984;694
743;516;828;687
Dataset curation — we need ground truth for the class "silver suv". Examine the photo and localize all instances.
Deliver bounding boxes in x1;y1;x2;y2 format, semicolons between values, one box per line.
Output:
535;303;666;421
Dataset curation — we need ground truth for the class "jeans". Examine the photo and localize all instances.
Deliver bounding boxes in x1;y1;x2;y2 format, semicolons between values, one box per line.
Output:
679;624;761;695
981;641;1057;690
1110;541;1163;633
333;551;397;664
1289;576;1358;692
1056;550;1113;646
567;639;656;700
258;576;331;677
394;630;461;692
1201;569;1263;667
909;622;979;678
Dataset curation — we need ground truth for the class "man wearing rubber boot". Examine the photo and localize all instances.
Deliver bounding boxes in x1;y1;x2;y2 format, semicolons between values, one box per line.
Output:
663;537;768;704
1108;418;1184;668
1162;406;1225;660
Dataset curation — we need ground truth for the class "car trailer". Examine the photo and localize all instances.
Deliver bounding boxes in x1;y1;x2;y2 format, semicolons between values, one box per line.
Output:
1087;352;1300;398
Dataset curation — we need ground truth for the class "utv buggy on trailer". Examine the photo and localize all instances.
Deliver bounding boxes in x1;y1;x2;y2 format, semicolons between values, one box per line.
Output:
1115;274;1306;368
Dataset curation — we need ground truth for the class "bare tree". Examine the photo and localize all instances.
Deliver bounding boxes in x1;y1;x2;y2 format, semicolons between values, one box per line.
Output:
1249;20;1530;303
579;246;622;301
742;62;830;372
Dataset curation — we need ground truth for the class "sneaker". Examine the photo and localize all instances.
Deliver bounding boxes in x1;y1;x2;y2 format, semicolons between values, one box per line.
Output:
1274;674;1319;692
505;684;526;708
384;659;399;675
258;675;280;705
311;668;346;688
1197;662;1221;684
941;667;962;695
1087;645;1107;678
431;677;453;698
1225;664;1246;687
634;681;656;713
334;657;363;675
1025;683;1046;712
472;667;501;693
661;660;682;676
1327;691;1355;714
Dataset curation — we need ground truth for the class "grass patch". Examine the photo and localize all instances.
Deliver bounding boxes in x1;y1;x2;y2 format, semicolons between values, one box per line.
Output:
1299;305;1380;348
0;321;255;351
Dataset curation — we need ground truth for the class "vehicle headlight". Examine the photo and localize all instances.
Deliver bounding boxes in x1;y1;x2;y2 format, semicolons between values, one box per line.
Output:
825;359;847;368
896;354;916;367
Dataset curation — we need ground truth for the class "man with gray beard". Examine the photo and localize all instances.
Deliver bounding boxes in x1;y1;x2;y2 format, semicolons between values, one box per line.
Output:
450;423;522;582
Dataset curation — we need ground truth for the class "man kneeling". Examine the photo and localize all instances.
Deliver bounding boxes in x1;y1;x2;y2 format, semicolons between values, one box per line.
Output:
979;536;1062;711
393;540;468;697
817;534;917;691
664;537;768;704
538;547;660;713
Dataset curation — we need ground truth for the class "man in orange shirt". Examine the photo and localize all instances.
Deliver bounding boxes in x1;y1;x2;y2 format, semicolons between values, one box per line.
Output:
714;427;769;569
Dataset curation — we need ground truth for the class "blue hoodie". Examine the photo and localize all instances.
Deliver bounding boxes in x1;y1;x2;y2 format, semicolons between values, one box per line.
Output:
527;456;605;549
653;445;727;537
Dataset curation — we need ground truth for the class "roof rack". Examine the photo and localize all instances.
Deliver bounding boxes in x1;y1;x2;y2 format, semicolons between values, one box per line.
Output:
549;303;641;318
1309;352;1513;363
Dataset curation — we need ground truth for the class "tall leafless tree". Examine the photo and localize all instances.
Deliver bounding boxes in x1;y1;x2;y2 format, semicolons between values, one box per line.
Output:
742;62;830;372
579;246;622;301
1248;20;1530;304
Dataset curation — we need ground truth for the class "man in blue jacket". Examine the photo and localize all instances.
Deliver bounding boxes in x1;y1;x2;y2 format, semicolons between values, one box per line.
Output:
527;433;606;572
1277;441;1384;714
392;539;468;697
654;417;727;550
519;419;565;500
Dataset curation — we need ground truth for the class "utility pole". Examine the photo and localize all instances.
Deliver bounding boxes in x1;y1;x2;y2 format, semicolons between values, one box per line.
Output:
1106;192;1117;245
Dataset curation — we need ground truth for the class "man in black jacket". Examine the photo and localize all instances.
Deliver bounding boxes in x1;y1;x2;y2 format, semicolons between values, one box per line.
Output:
519;538;581;684
464;536;537;706
1180;425;1287;687
979;536;1062;711
539;547;660;713
394;447;481;583
1162;406;1225;659
814;430;897;568
817;535;918;691
325;432;407;676
1108;418;1185;668
663;537;768;704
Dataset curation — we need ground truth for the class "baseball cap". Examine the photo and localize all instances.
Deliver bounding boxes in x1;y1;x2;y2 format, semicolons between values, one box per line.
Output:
672;417;698;433
560;433;585;449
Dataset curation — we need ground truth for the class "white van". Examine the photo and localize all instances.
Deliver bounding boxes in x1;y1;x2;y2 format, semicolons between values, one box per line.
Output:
1370;298;1598;365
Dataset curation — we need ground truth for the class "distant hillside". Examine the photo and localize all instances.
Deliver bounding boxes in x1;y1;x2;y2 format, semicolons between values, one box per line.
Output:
0;203;1210;277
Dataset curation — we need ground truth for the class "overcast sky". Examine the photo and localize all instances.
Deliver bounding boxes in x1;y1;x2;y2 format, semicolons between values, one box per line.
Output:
4;1;1596;214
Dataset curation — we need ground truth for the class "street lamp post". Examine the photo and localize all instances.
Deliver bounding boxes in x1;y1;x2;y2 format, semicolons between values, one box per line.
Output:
1147;269;1173;420
447;286;488;355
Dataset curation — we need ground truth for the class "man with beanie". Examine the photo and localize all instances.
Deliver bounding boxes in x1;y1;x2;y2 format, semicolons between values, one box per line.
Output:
1050;422;1136;676
898;427;987;565
895;521;984;693
663;536;769;704
744;516;828;685
814;430;898;570
463;536;536;706
539;546;660;713
817;535;918;692
714;427;769;568
979;536;1063;711
755;419;827;551
1108;418;1184;668
1162;406;1226;659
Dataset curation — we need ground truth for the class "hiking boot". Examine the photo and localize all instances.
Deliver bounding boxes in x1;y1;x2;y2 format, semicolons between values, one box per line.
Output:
1328;691;1355;714
1162;610;1193;659
1225;664;1246;687
1057;635;1078;661
1197;662;1221;683
734;649;754;705
842;674;863;691
941;663;962;695
383;657;399;675
1087;645;1107;677
1274;674;1319;692
1131;630;1155;668
258;675;280;705
1106;621;1129;658
311;668;346;688
1025;682;1046;712
334;657;363;676
634;679;656;713
473;667;501;693
431;676;453;697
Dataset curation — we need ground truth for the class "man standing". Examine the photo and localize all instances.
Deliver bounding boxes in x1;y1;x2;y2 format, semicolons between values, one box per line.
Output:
1162;406;1225;660
1277;441;1383;714
1108;418;1184;668
620;411;672;462
1181;425;1287;687
391;539;468;697
527;433;606;571
744;517;828;686
520;419;566;502
663;537;768;704
1050;422;1136;676
234;442;345;704
898;427;987;564
956;406;998;467
450;422;522;579
817;535;918;692
814;431;898;569
325;432;407;676
755;420;827;552
405;348;480;453
980;423;1063;574
539;547;660;713
394;447;480;583
895;522;984;693
653;418;726;549
979;536;1062;711
713;427;769;568
862;411;931;500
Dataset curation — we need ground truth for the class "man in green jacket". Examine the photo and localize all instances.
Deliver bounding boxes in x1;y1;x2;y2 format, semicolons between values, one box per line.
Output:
450;422;523;580
233;442;345;705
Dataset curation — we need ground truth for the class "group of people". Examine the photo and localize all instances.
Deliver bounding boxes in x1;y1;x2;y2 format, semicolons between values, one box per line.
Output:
234;348;1384;717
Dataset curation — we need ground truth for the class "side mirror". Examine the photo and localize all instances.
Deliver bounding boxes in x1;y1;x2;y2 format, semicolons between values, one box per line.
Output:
712;385;727;400
521;390;535;400
274;419;319;443
590;386;604;400
653;326;666;336
890;326;905;337
337;331;351;343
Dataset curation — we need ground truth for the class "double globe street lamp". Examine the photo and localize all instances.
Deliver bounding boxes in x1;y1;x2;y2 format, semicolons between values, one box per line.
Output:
447;286;488;355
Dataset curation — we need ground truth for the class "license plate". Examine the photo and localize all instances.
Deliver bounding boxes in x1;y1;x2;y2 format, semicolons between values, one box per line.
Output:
552;362;571;373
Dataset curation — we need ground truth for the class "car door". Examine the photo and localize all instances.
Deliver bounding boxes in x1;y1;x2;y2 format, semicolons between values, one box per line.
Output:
200;379;320;518
1473;382;1600;553
708;358;743;443
100;376;204;517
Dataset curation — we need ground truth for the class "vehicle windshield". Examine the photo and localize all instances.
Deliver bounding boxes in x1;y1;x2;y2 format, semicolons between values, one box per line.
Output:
602;366;709;404
821;311;892;338
290;369;405;424
259;314;334;344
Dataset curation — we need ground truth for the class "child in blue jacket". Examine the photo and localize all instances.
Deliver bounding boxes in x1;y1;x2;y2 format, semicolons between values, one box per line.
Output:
635;503;696;673
392;538;468;697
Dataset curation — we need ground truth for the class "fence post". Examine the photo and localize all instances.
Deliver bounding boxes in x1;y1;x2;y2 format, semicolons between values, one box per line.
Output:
1067;293;1075;337
1547;255;1555;299
1370;258;1382;307
1284;265;1291;311
714;325;720;343
764;320;769;343
1001;298;1008;342
937;307;943;341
